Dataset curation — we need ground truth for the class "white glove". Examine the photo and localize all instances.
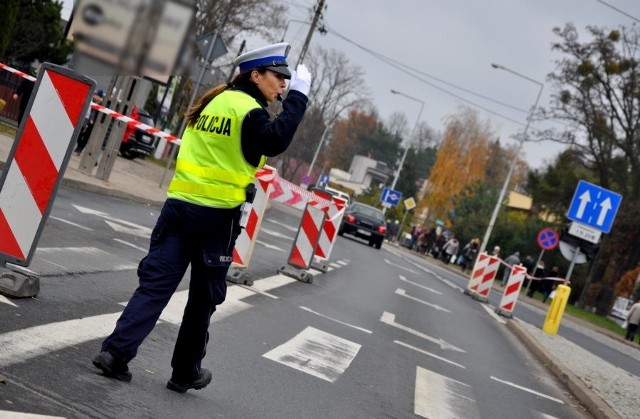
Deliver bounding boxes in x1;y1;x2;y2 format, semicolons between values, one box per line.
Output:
289;64;312;96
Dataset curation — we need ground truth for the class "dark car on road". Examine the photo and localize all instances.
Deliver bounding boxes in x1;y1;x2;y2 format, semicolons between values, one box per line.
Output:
120;108;156;160
338;202;386;249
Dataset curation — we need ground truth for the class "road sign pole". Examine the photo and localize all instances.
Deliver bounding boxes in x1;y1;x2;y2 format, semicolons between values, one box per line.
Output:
525;249;545;297
396;208;409;242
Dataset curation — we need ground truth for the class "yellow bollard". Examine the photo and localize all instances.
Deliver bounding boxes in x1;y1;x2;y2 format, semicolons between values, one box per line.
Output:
542;284;571;335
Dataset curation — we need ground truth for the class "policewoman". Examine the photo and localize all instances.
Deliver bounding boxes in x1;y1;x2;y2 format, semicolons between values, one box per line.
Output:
93;42;311;393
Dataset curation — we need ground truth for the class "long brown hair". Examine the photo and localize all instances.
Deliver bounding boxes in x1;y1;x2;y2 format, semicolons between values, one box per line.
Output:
184;69;265;126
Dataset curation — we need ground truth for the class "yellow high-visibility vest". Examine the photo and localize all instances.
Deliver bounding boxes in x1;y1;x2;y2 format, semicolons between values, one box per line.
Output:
168;90;266;208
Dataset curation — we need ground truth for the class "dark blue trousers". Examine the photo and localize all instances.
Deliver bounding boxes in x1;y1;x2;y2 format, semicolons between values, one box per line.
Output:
101;198;241;382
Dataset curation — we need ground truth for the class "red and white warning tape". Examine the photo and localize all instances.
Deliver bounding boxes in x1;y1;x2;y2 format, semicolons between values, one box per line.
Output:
0;62;181;145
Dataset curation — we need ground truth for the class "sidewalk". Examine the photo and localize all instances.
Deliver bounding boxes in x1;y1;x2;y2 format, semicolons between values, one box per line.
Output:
2;133;640;418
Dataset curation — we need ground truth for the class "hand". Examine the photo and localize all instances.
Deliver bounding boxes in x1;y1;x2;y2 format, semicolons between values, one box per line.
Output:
289;64;311;97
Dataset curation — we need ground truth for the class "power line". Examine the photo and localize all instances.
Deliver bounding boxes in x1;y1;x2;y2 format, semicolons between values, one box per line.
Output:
327;27;528;127
595;0;640;23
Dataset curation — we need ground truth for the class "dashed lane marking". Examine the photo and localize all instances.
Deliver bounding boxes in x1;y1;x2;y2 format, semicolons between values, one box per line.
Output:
264;218;298;232
490;376;565;404
399;275;442;295
0;411;65;418
0;295;18;307
299;306;372;334
384;258;418;274
256;240;286;252
395;340;465;369
395;288;451;313
263;326;361;383
49;215;92;231
380;311;465;353
260;227;294;240
114;238;147;252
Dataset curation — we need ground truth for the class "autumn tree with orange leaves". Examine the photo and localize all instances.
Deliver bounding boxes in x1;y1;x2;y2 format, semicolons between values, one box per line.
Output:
418;108;494;222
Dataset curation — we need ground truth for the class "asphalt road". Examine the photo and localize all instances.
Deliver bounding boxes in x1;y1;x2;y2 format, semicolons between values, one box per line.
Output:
0;188;596;418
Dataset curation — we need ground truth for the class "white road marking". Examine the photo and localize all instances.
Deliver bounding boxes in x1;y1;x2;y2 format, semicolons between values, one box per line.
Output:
148;287;254;325
336;260;348;266
72;205;152;238
265;218;298;232
114;238;147;252
0;312;122;367
0;273;304;368
395;288;451;312
329;262;342;269
414;366;479;418
260;227;294;240
384;258;418;274
299;306;372;334
263;326;361;383
480;303;507;324
256;240;285;252
399;275;442;295
49;215;92;231
0;411;64;418
0;295;18;307
395;340;465;369
36;247;137;272
490;376;565;404
380;311;465;352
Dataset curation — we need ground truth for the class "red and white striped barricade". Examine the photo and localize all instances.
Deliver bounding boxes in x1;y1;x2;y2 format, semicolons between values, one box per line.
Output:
269;176;308;210
495;265;527;318
277;201;327;284
226;165;276;285
313;194;348;271
307;188;336;273
0;63;95;297
463;252;500;301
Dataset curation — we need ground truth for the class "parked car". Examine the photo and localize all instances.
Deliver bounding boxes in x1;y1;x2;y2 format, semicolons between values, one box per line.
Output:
120;107;156;159
338;202;386;249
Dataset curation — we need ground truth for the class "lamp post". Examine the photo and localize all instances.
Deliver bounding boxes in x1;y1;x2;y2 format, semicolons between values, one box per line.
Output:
389;89;425;191
478;64;544;255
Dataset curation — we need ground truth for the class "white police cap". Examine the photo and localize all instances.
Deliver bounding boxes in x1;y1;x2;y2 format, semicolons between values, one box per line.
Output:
234;42;292;79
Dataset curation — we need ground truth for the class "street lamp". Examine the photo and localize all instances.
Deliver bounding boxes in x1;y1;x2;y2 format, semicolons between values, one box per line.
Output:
389;89;425;191
478;63;544;255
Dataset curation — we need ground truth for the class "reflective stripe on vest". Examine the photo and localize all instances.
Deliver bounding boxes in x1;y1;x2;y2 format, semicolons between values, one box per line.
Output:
168;90;265;208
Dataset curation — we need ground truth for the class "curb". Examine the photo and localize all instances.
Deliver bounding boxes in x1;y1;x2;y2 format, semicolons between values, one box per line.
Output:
506;319;621;419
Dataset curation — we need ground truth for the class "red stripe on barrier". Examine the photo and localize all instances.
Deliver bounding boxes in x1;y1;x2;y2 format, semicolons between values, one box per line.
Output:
301;212;319;241
503;301;514;311
232;247;241;263
289;246;305;268
246;210;259;237
506;281;520;295
15;118;57;213
47;70;91;124
0;210;23;259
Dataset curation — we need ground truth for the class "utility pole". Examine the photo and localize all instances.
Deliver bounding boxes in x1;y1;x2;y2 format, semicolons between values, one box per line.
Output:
296;0;326;66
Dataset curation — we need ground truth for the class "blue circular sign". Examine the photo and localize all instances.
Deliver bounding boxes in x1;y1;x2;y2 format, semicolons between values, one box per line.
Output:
537;228;559;250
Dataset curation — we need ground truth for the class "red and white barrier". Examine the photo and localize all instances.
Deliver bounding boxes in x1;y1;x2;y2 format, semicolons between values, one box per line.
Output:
0;64;93;266
269;176;333;211
314;195;348;262
278;201;326;283
231;165;276;269
465;253;500;300
496;265;527;317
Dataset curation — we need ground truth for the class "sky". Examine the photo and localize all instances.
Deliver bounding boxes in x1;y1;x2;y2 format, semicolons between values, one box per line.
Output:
60;0;640;169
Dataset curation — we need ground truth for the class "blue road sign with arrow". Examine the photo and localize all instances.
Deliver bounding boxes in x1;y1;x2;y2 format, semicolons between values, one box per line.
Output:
567;180;622;233
381;187;402;207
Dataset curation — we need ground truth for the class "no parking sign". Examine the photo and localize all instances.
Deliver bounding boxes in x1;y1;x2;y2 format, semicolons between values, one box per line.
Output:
537;228;559;250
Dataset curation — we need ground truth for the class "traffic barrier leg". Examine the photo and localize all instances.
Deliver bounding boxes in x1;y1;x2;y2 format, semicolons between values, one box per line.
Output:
495;265;527;318
0;63;94;297
277;202;326;283
226;166;276;285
